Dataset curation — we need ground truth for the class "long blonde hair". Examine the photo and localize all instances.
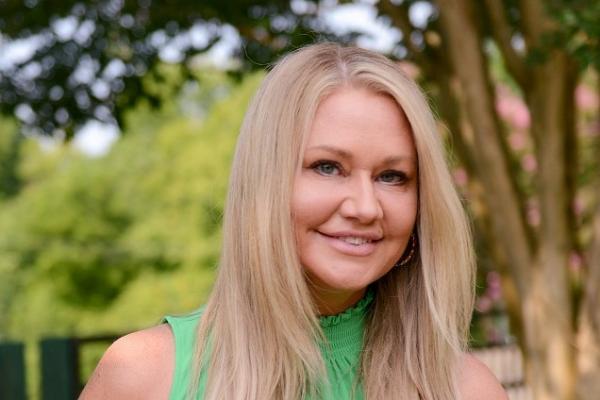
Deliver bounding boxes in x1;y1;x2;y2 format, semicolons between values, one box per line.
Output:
190;43;475;400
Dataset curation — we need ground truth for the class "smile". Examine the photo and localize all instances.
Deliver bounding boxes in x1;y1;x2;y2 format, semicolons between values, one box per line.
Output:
336;236;373;246
318;231;381;256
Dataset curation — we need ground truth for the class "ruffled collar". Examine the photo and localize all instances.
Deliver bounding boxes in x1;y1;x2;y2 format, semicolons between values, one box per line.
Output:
318;289;374;328
318;289;374;356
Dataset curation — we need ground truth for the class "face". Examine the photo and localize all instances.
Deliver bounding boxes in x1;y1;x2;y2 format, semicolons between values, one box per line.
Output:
292;86;418;315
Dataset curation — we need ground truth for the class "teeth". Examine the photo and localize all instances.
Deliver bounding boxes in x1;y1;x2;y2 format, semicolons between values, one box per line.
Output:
338;236;372;246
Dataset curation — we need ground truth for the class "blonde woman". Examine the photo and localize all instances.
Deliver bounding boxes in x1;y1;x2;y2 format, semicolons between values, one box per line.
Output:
81;43;507;400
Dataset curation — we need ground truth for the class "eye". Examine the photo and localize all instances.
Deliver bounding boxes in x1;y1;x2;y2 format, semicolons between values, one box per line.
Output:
378;170;408;185
310;160;342;176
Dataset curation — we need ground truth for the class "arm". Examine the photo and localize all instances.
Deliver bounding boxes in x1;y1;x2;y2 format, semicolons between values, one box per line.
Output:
458;353;509;400
79;324;174;400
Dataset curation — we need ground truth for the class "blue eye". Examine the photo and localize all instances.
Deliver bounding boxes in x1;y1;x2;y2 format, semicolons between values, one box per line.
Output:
311;161;342;176
379;170;407;185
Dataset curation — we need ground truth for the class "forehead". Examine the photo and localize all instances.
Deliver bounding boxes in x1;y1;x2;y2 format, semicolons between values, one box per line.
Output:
305;87;416;161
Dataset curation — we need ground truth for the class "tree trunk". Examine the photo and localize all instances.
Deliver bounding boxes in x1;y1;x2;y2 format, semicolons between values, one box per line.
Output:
522;52;577;400
434;1;581;399
577;187;600;400
435;0;533;291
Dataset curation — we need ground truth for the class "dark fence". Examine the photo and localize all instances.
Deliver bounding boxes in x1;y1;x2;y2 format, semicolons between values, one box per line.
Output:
1;335;118;400
0;341;27;400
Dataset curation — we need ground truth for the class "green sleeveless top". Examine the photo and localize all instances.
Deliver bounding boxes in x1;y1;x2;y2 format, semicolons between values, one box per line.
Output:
163;291;374;400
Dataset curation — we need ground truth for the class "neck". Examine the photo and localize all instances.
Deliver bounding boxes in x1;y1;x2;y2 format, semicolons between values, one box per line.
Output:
311;287;367;316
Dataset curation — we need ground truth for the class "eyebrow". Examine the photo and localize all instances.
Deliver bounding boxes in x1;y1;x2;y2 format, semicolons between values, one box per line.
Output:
305;145;416;166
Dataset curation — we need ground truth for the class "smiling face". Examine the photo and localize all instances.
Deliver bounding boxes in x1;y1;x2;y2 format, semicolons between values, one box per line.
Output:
292;86;418;315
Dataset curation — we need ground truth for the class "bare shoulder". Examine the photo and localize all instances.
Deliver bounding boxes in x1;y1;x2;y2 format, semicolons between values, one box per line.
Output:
457;353;509;400
79;324;174;400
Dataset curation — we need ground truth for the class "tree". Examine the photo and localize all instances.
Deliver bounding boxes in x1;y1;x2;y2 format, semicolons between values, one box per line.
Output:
0;117;23;199
0;70;261;311
0;0;337;137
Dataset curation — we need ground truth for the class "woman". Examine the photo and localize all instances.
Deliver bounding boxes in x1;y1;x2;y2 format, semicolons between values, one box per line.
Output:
81;43;507;399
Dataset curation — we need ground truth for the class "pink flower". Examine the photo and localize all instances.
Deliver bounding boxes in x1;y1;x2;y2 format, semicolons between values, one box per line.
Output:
486;271;501;288
572;196;584;217
508;132;526;151
495;87;531;129
526;202;540;227
569;252;582;273
496;95;513;120
576;85;599;111
521;154;537;172
486;271;503;302
453;167;468;187
512;105;531;130
476;296;493;313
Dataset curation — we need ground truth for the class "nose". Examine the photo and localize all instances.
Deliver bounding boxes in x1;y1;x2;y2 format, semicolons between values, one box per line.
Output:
339;174;383;223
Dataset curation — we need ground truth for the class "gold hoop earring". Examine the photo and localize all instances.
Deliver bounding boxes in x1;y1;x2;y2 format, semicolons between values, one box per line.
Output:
395;233;417;268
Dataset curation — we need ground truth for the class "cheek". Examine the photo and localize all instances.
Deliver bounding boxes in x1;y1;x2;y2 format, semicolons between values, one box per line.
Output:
291;177;338;229
382;193;418;232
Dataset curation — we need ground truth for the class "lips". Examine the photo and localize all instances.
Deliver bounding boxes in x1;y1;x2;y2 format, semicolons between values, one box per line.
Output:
318;231;381;256
320;230;382;241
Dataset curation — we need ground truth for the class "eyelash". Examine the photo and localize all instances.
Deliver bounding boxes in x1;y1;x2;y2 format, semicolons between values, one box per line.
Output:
311;160;342;176
379;170;408;185
309;160;409;185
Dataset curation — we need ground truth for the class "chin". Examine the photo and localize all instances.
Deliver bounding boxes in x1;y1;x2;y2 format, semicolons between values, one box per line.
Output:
308;270;377;293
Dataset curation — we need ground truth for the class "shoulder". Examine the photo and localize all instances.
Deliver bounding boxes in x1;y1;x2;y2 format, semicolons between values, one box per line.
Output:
457;353;509;400
79;324;174;400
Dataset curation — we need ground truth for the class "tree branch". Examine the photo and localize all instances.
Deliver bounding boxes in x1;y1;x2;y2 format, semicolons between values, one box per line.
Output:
564;67;580;257
435;0;533;297
436;70;525;345
519;0;556;51
579;76;600;348
483;0;529;88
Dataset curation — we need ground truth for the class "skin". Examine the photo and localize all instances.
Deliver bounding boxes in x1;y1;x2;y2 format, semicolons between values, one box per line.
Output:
80;86;508;400
292;86;418;316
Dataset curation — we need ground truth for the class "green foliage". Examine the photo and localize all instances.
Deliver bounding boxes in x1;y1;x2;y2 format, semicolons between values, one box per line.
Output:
0;116;22;200
0;0;330;136
545;0;600;70
0;70;263;335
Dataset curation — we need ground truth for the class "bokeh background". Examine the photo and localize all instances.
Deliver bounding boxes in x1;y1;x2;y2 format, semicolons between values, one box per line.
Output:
0;1;598;399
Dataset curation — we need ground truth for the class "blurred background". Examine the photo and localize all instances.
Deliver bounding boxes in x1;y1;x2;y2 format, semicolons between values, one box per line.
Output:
0;1;598;399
